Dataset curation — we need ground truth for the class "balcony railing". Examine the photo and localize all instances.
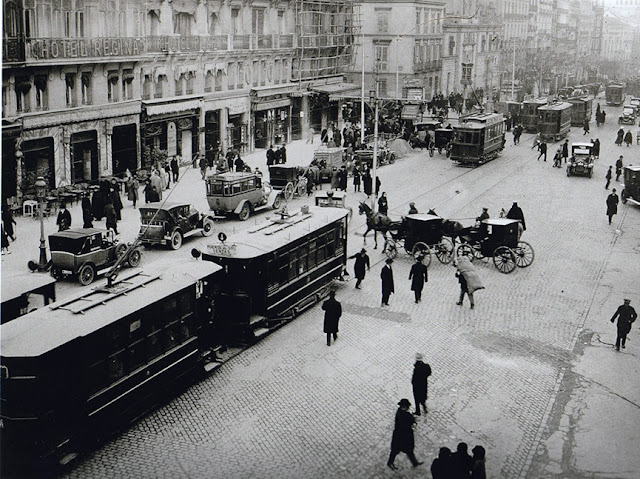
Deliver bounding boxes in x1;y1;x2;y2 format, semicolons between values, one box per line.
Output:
22;34;297;61
414;59;442;73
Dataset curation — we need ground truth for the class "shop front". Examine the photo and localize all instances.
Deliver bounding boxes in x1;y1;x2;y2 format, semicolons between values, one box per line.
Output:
111;124;138;176
21;137;55;191
253;98;291;149
309;80;360;132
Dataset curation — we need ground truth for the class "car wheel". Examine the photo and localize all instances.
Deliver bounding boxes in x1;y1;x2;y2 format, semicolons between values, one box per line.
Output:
238;203;251;221
272;195;282;209
170;230;183;250
78;264;95;286
116;243;128;258
202;218;214;236
127;248;142;267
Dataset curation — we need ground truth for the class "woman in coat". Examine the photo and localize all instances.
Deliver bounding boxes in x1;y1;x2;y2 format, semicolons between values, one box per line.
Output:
81;195;93;228
104;200;118;234
363;170;372;197
2;206;16;241
624;130;633;147
110;182;123;221
616;128;624;146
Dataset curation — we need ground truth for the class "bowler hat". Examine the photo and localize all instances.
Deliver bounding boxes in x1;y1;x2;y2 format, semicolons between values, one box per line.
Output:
398;398;411;407
415;353;424;361
385;258;393;264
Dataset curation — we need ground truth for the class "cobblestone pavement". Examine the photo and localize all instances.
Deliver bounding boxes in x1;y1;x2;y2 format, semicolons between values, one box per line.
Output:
4;103;639;478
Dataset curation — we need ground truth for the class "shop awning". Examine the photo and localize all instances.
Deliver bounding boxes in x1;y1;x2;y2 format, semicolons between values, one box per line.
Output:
253;98;291;111
311;82;361;101
251;83;300;98
144;99;200;117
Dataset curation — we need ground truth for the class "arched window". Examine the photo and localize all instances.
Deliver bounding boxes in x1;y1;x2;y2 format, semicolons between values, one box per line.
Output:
147;10;160;36
215;70;223;91
205;71;214;92
3;1;20;37
209;13;219;35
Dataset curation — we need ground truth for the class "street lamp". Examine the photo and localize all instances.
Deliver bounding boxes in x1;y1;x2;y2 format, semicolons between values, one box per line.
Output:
369;88;380;212
34;176;49;271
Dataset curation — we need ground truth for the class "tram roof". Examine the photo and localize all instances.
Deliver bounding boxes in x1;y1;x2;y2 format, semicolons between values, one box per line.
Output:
0;261;222;358
206;171;257;182
538;102;572;111
205;205;349;259
1;272;56;303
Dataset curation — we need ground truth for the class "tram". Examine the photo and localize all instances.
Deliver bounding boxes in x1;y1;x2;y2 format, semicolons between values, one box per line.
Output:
1;272;56;324
606;84;625;106
538;102;572;141
568;96;593;126
202;205;349;344
521;98;548;132
1;261;222;474
450;112;506;166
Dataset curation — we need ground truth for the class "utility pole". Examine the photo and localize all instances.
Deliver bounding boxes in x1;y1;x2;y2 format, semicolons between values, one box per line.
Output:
360;29;366;145
511;39;516;101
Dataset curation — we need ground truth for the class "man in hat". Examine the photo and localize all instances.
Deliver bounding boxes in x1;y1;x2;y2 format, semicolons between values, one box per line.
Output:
409;256;428;303
381;258;395;306
349;248;370;289
478;207;489;223
387;398;423;470
408;202;419;215
411;353;432;415
610;299;637;351
606;188;619;225
321;290;342;346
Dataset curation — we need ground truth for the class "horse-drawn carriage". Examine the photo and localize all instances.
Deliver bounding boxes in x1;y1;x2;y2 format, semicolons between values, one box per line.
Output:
268;165;308;201
454;218;534;273
383;214;454;267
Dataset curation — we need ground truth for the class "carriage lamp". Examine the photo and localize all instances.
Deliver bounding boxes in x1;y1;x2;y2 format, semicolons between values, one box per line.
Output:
35;176;49;272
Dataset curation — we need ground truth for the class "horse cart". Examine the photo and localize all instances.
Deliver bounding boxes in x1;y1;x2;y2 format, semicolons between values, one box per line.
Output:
454;218;534;273
268;165;308;201
383;214;455;267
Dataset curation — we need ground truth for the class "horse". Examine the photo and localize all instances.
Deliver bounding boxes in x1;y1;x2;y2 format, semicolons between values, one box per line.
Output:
441;218;474;245
358;201;397;249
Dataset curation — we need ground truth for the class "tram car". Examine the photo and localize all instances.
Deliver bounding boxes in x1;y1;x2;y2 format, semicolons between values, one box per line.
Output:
568;97;593;126
0;261;223;475
450;112;506;166
521;98;548;132
1;273;56;324
606;83;625;106
537;102;572;142
201;205;349;345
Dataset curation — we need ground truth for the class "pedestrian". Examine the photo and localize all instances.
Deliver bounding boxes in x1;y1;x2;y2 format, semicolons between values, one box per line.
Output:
430;447;453;479
1;223;11;255
506;201;526;238
605;165;613;189
386;398;423;470
583;118;590;135
280;145;287;164
200;155;209;179
378;192;389;215
110;181;123;220
150;170;163;200
615;128;624;146
616;156;624;181
450;442;474;479
471;446;486;479
375;176;381;196
331;168;340;190
408;202;418;215
593;138;600;160
363;170;373;197
104;200;118;234
353;167;361;192
148;185;160;203
127;176;139;208
411;353;431;415
339;167;348;191
610;299;637;351
553;149;562;168
606;188;619;224
234;155;245;172
537;140;547;161
624;129;633;147
381;257;395;306
226;149;235;171
409;256;428;303
562;139;569;163
455;256;483;309
171;155;179;183
349;248;370;288
321;290;342;346
307;127;315;144
81;194;93;228
2;205;16;241
266;145;275;166
56;202;71;231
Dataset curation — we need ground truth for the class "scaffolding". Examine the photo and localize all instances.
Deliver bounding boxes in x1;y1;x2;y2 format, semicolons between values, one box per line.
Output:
294;0;359;81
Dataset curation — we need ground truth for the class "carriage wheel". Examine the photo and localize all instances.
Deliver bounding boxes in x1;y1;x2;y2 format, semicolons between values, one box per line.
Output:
384;238;398;259
493;246;516;274
455;243;475;262
296;180;306;197
514;241;535;268
284;182;295;201
472;244;485;260
412;242;432;268
435;237;454;264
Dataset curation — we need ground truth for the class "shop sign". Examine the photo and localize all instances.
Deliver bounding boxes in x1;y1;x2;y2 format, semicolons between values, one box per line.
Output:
27;38;145;60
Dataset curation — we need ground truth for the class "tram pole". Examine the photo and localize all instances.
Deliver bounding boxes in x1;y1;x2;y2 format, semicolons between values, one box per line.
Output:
372;90;379;213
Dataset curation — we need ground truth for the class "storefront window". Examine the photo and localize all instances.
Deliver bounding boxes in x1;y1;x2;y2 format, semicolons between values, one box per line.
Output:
71;131;98;183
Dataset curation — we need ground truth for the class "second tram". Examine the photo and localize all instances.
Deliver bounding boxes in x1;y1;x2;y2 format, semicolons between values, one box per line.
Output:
521;98;548;132
450;112;506;166
538;102;572;141
606;83;625;106
568;96;593;126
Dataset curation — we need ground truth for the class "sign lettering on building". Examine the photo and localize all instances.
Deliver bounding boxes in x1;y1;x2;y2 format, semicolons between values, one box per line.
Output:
27;38;146;60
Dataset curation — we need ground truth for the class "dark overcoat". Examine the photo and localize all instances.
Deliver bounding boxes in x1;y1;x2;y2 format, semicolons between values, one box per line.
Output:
352;253;370;280
606;193;618;216
611;305;637;334
390;408;416;453
381;265;395;294
411;361;432;402
322;297;342;334
363;174;373;195
409;262;428;291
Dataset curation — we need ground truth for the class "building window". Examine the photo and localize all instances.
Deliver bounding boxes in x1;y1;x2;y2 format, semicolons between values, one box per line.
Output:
278;10;285;35
228;63;236;90
155;75;166;98
261;60;266;86
81;72;92;104
186;72;194;94
374;44;389;71
205;71;213;92
34;75;47;110
122;69;134;100
65;73;77;107
376;11;390;33
253;61;259;87
209;13;219;35
107;71;119;102
15;76;31;113
143;74;152;99
174;12;193;35
449;36;456;56
231;8;240;35
175;75;183;96
377;79;387;96
252;8;264;34
215;70;223;91
64;11;72;36
238;63;245;87
76;11;84;36
462;64;473;84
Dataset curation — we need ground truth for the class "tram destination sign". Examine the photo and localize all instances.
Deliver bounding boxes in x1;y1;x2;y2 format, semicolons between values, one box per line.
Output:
207;243;237;256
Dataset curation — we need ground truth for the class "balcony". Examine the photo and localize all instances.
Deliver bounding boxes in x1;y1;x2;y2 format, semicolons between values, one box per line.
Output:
413;59;442;73
3;37;25;63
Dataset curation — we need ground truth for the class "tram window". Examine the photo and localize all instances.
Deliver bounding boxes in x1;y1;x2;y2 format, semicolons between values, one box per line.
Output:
178;290;193;316
317;234;326;263
88;360;107;395
107;324;125;353
465;132;473;143
288;253;297;281
471;132;479;144
298;244;308;275
326;231;335;258
224;184;231;195
307;240;317;269
147;331;163;359
209;181;224;195
162;320;180;351
232;182;242;194
278;253;289;285
107;351;125;381
267;258;278;288
127;339;146;371
162;296;177;317
177;313;194;342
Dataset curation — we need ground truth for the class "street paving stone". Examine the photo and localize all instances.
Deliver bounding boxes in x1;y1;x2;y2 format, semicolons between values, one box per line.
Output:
3;105;637;478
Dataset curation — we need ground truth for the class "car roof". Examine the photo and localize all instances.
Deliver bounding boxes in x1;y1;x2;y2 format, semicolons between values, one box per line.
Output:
626;165;640;172
572;142;593;148
48;228;107;239
139;202;192;211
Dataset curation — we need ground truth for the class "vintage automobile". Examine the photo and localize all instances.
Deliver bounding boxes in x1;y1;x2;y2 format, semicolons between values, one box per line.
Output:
49;228;142;285
268;165;307;201
138;202;215;250
205;171;283;220
567;142;595;178
621;165;640;206
314;190;352;221
629;97;640;115
409;119;442;149
354;142;396;169
618;106;636;125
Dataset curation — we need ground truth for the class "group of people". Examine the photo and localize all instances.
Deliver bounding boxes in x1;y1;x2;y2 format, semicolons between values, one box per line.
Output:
615;127;634;147
430;442;487;479
1;206;16;255
265;145;288;166
595;103;607;126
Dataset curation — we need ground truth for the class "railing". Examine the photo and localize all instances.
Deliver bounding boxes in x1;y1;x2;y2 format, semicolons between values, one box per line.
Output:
21;34;297;61
413;59;442;72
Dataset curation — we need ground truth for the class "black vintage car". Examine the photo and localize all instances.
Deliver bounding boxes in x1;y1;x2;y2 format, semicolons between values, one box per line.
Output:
138;202;215;250
621;165;640;205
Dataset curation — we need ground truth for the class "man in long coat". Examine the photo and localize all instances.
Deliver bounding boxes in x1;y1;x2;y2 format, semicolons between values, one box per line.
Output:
387;398;423;470
321;290;342;346
409;257;428;303
349;248;370;289
363;170;373;197
381;258;395;306
411;353;432;415
606;188;619;225
610;299;637;351
506;201;526;239
562;139;569;163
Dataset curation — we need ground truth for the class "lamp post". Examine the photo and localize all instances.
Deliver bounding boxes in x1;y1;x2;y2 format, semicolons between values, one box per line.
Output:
35;176;49;271
369;88;380;212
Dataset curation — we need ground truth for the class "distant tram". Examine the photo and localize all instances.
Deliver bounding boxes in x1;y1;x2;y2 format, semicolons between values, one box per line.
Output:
568;97;593;126
450;112;506;166
538;102;572;141
202;205;349;344
1;273;56;324
521;98;548;132
606;84;625;106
